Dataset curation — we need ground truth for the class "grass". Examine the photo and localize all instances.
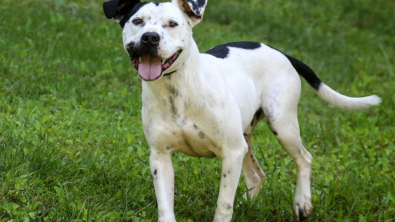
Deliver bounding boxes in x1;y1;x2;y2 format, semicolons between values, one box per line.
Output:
0;0;394;221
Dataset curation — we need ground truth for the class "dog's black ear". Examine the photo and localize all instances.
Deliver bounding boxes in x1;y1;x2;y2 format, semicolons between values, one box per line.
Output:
103;0;141;23
172;0;207;25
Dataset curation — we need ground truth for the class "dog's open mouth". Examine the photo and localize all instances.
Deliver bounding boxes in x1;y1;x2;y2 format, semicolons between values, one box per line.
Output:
131;50;182;81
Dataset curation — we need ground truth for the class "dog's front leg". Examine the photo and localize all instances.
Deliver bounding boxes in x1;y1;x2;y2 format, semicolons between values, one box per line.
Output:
213;147;247;222
150;149;176;222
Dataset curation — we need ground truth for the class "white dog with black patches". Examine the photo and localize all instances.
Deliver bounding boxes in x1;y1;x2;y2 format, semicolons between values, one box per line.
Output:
103;0;381;221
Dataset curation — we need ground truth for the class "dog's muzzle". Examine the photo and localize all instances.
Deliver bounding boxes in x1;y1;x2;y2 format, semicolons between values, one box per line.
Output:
126;32;182;81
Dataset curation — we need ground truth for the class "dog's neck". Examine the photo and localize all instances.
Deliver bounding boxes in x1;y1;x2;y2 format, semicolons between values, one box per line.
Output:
141;38;203;106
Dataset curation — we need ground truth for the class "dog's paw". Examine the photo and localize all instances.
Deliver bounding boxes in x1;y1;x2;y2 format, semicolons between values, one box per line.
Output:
294;197;312;221
158;216;176;222
242;184;261;200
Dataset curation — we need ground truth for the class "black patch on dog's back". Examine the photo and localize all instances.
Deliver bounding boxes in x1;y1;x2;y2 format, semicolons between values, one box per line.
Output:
204;41;261;59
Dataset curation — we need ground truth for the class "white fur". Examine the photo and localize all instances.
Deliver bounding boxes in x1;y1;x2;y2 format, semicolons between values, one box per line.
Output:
112;1;381;221
317;83;381;110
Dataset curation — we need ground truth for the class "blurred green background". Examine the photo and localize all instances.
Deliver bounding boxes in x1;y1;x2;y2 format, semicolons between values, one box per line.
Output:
0;0;394;221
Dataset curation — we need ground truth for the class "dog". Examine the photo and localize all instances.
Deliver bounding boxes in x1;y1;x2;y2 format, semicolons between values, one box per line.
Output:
103;0;381;221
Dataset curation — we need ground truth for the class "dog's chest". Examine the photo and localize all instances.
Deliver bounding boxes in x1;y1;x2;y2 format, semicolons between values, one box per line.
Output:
142;83;227;157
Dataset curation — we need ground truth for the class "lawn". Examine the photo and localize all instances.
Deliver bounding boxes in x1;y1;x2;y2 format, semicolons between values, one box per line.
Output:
0;0;394;221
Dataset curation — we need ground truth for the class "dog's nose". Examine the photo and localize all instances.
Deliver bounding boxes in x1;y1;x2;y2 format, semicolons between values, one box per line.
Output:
141;32;160;46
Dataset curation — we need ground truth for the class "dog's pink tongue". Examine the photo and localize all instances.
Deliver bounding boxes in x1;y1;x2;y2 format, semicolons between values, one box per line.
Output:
138;54;162;81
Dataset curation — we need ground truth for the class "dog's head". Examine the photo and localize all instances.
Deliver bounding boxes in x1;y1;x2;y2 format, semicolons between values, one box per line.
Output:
103;0;207;81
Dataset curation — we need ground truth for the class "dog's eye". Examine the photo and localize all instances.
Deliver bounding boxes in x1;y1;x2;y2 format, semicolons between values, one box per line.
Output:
132;18;143;25
168;21;178;28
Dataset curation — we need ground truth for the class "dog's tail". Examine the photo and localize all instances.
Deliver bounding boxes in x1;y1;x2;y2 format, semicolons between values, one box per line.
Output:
285;54;381;110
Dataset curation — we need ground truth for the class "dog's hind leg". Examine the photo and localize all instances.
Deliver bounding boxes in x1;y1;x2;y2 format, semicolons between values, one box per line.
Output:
270;117;312;221
269;116;312;221
242;109;266;199
262;78;313;221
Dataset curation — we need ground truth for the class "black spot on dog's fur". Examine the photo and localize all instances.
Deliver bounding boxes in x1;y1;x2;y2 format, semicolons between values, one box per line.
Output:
154;169;157;175
205;42;261;59
169;96;177;115
108;2;161;28
264;108;274;122
272;130;278;136
165;84;179;96
198;131;205;139
193;124;198;129
119;2;150;28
